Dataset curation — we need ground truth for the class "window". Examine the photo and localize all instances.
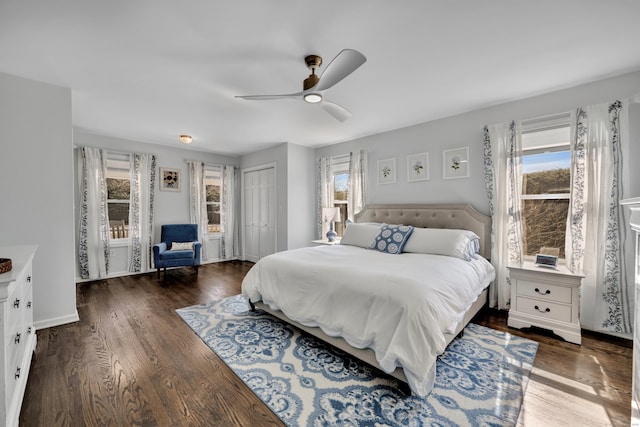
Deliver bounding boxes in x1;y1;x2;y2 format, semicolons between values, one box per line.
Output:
206;167;221;233
520;122;571;258
106;155;130;240
331;156;350;237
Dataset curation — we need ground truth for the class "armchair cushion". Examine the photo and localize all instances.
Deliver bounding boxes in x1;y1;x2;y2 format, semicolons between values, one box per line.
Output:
170;242;194;251
159;249;195;261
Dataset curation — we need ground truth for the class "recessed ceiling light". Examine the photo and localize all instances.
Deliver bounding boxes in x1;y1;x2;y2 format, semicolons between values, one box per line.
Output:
179;134;193;144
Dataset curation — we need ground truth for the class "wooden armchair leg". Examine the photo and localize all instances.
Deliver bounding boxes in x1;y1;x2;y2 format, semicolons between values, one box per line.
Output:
194;265;199;276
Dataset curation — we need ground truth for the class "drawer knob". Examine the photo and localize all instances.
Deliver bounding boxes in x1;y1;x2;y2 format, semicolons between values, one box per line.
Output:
28;327;32;334
15;367;20;380
27;275;31;283
14;333;20;344
534;288;551;295
534;305;551;313
13;299;20;308
27;301;32;309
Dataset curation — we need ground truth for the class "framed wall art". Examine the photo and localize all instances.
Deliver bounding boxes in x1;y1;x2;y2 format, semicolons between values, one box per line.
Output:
442;147;469;180
160;167;181;191
377;158;396;184
407;152;430;182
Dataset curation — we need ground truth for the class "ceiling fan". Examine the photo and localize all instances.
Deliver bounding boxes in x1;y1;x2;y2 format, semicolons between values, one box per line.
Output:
236;49;367;122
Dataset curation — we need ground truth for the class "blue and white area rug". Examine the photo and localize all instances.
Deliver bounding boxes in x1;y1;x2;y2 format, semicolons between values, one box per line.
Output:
177;295;538;427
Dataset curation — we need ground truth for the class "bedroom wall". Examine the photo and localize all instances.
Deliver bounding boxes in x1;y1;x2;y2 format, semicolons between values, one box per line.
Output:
239;142;316;254
0;72;77;329
315;70;640;335
73;131;240;278
285;143;316;249
240;143;288;254
316;70;640;217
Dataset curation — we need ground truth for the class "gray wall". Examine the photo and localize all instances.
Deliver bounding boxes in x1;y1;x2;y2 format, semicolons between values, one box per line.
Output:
0;72;77;329
316;70;640;217
73;131;240;277
239;142;316;253
240;143;288;253
285;143;316;249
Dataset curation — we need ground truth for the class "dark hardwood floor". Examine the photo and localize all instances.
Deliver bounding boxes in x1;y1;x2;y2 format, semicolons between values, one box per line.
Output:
20;261;632;426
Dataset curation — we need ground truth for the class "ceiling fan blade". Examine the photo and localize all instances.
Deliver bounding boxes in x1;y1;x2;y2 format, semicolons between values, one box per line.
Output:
315;49;367;91
322;100;352;122
236;91;304;101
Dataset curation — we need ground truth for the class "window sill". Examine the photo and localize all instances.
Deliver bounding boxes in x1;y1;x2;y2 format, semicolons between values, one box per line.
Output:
109;239;129;248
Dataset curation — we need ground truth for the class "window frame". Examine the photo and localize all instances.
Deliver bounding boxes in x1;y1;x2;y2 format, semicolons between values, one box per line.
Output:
106;154;131;242
205;165;221;234
519;117;571;261
330;155;350;237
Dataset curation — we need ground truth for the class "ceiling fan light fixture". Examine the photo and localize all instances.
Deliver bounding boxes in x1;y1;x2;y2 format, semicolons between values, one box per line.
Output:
304;93;322;104
179;134;193;144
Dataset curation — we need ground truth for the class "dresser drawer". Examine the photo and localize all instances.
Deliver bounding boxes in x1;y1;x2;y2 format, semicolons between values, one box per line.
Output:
516;296;572;323
515;279;572;304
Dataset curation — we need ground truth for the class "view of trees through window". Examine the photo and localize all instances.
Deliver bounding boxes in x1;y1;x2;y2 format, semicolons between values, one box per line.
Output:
333;172;349;236
521;145;571;258
206;170;221;233
106;176;130;239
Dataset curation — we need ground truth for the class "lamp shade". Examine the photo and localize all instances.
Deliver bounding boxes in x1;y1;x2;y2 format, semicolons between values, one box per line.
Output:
322;207;339;223
332;207;342;223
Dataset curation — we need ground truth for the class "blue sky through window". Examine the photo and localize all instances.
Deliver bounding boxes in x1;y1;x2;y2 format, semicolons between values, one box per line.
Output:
335;173;349;192
522;151;570;174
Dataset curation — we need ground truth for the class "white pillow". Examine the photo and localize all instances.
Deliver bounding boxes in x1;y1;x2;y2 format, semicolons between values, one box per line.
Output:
339;223;382;248
170;241;194;251
402;228;480;261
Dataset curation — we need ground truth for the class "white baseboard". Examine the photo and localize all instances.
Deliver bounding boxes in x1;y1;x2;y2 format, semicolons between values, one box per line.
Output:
35;309;80;330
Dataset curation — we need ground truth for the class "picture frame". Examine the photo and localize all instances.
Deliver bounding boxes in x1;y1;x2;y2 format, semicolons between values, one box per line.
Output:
377;158;396;184
443;147;469;179
407;152;430;182
160;167;181;191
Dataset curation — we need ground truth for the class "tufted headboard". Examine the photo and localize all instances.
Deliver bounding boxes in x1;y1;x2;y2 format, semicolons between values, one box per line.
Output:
354;204;492;259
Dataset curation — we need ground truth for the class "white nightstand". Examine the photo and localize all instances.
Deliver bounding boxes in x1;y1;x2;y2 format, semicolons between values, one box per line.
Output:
311;239;341;246
507;262;583;344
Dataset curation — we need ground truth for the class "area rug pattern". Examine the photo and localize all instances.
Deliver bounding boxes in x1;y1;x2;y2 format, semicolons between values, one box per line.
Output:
177;295;538;427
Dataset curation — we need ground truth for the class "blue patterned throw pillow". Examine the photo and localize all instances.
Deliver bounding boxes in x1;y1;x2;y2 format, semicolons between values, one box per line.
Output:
369;224;414;254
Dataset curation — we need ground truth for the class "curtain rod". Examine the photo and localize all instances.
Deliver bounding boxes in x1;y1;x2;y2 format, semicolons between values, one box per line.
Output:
73;145;156;157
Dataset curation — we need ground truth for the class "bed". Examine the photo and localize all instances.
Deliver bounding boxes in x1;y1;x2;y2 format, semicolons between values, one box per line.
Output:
241;204;495;397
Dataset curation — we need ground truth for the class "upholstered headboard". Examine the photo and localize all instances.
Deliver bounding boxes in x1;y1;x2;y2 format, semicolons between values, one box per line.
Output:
354;204;491;259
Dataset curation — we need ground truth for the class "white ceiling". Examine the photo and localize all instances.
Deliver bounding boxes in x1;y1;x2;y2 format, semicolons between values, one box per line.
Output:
1;1;640;156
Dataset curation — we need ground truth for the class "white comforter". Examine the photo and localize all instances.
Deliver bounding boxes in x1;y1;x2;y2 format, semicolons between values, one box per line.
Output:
241;244;495;396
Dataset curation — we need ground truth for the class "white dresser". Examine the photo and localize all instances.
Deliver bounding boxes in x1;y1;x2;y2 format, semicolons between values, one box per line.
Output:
0;245;37;427
621;197;640;425
507;261;583;345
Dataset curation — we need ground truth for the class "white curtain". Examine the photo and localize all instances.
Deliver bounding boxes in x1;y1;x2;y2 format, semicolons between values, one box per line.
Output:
128;153;156;272
566;100;631;333
316;156;334;239
220;165;239;259
78;146;110;279
347;150;368;221
188;160;208;261
483;121;524;309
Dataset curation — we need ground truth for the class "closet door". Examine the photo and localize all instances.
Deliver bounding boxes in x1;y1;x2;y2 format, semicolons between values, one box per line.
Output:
243;166;276;262
258;167;276;259
243;169;260;262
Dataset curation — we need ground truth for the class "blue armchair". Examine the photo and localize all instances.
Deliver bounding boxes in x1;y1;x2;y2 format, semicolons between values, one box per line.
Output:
153;224;202;279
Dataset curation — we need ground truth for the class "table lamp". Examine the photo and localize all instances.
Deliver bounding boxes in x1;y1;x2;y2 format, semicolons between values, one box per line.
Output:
322;207;341;242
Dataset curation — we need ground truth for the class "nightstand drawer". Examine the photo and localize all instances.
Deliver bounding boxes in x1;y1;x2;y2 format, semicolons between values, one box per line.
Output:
516;280;572;304
516;296;572;323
